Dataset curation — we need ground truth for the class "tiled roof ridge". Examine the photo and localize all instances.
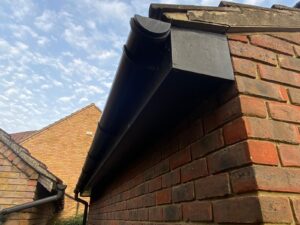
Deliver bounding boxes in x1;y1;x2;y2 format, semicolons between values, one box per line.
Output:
20;103;101;143
0;128;59;183
10;130;37;143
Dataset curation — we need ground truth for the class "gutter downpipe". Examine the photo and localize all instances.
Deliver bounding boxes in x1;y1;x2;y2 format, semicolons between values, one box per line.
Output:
74;192;88;225
0;184;66;222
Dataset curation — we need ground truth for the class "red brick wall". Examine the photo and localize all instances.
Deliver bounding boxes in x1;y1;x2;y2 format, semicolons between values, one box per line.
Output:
87;32;300;225
0;143;56;225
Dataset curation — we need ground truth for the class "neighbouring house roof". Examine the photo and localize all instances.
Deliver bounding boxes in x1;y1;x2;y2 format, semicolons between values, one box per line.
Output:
17;103;101;144
0;128;62;192
10;131;37;143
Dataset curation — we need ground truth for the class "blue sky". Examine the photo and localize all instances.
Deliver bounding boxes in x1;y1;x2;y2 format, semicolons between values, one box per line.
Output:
0;0;297;133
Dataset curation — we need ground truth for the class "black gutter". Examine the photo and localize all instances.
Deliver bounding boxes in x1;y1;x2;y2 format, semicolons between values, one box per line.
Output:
0;184;66;221
75;15;171;195
74;193;88;225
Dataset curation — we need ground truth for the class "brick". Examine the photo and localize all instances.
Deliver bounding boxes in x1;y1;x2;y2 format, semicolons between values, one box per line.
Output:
223;117;247;145
182;201;212;222
278;144;300;167
163;205;181;221
170;147;191;169
208;142;250;174
195;173;230;200
289;87;300;105
172;182;194;203
181;158;208;182
191;129;224;159
280;86;290;102
213;196;293;223
244;117;299;144
208;140;278;174
229;40;277;65
232;57;256;77
258;64;300;87
156;188;171;205
148;176;162;192
230;166;257;193
27;180;37;186
203;97;241;132
292;198;300;224
239;95;267;118
142;193;155;207
250;34;294;55
162;169;180;188
149;207;163;221
269;101;300;123
231;165;300;193
295;45;300;57
236;76;285;101
279;55;300;72
270;33;300;45
247;140;279;166
227;34;248;43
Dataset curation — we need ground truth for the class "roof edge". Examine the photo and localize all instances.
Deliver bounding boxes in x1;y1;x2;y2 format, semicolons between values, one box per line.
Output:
149;1;300;33
0;128;61;191
20;103;102;143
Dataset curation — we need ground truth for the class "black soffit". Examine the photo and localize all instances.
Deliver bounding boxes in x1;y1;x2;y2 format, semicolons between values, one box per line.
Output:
76;15;234;196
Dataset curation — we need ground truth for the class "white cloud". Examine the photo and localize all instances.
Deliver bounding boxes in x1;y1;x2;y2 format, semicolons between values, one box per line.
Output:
34;10;56;32
58;95;75;103
5;88;19;96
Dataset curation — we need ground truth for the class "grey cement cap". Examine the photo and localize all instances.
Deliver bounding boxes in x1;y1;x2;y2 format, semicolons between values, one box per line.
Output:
149;1;300;33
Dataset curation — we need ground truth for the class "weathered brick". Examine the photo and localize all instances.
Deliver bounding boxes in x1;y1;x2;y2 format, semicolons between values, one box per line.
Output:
227;34;248;43
148;176;162;193
208;142;249;174
229;40;277;65
278;144;300;167
279;55;300;72
172;182;194;203
208;140;278;174
195;173;230;200
182;201;212;222
223;117;247;145
156;188;171;205
236;76;285;101
181;158;208;182
142;193;155;207
213;196;293;223
160;205;181;222
295;45;300;57
270;33;300;45
232;57;257;77
244;116;299;143
162;169;180;188
258;64;300;87
170;147;191;169
149;207;163;221
292;198;300;224
191;129;224;158
250;34;294;55
289;87;300;106
268;101;300;123
240;95;267;118
204;97;241;132
231;165;300;193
